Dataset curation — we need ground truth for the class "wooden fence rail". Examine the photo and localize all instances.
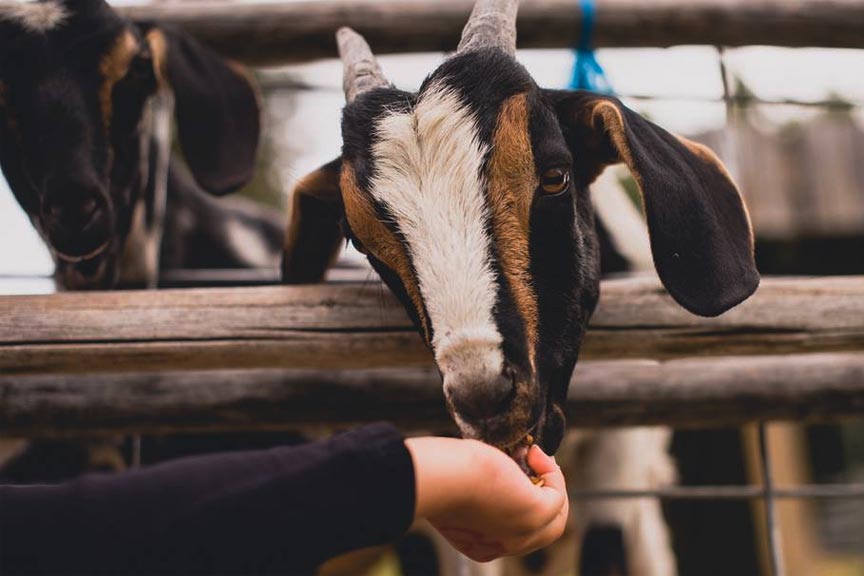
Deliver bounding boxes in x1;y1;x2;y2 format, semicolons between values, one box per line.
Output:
1;275;864;436
118;0;864;66
2;353;863;437
2;276;863;376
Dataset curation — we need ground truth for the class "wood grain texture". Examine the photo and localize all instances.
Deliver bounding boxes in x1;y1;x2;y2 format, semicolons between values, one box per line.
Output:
2;276;863;376
2;352;863;437
117;0;864;66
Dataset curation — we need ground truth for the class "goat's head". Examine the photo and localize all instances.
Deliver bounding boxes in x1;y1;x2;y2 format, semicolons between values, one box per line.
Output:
283;0;759;456
0;0;259;289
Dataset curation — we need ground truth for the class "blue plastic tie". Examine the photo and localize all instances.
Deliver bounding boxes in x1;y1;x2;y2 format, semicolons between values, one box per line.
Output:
568;0;614;94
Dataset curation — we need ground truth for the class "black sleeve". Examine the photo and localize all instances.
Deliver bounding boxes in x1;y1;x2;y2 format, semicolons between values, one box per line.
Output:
0;423;416;575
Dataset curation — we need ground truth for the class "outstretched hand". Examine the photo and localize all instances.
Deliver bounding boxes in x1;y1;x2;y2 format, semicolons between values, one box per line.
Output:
405;437;568;563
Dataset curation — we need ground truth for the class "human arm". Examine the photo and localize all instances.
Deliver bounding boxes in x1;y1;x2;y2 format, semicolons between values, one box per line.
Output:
0;424;414;575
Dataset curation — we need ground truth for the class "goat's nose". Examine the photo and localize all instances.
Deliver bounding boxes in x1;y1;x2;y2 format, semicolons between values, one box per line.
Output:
444;368;515;421
43;183;107;229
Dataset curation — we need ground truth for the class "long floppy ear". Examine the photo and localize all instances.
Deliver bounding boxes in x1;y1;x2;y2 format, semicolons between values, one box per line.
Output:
281;158;345;284
548;90;759;317
144;25;260;196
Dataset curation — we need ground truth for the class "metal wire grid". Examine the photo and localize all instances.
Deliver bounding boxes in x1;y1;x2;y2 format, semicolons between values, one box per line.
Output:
565;422;864;576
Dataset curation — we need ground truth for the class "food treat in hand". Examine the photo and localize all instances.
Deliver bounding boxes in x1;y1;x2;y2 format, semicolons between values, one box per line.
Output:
505;434;544;486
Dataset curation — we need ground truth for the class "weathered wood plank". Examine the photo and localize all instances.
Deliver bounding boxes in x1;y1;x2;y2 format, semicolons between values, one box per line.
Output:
2;276;863;376
2;352;863;438
117;0;864;66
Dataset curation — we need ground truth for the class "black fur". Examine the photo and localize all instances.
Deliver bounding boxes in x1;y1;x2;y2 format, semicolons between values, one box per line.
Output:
0;0;263;289
549;90;760;317
153;24;260;196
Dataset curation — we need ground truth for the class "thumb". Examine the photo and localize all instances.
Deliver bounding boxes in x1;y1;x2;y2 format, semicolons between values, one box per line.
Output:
527;444;558;477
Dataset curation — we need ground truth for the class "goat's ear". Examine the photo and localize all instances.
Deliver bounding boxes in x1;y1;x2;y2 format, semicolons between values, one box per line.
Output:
144;26;260;196
547;89;759;317
281;158;345;284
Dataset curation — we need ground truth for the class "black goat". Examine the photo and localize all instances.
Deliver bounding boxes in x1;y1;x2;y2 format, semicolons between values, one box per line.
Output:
0;0;280;289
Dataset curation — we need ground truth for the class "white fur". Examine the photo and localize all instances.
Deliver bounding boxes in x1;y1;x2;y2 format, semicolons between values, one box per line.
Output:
370;83;503;386
0;1;67;32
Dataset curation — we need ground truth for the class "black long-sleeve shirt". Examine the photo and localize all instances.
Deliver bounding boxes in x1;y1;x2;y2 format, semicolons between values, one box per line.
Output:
0;423;416;575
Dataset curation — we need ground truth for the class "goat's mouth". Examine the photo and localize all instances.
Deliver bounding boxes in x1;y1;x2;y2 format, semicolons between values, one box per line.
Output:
452;404;541;472
503;431;540;479
52;240;111;264
53;245;116;290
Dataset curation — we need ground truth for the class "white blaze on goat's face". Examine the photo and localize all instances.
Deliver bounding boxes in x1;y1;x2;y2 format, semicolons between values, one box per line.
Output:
369;84;505;393
0;1;68;33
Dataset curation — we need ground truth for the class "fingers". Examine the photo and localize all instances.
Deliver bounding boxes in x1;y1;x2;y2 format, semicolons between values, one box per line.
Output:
527;444;557;476
528;445;566;508
521;507;569;555
526;446;568;528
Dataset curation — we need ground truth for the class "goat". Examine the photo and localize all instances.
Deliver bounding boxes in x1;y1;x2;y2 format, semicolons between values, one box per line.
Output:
282;0;759;573
0;0;283;487
0;0;274;290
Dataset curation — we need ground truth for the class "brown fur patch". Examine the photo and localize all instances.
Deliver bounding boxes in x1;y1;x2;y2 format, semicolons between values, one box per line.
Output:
677;136;737;188
282;165;343;280
0;81;6;108
341;164;430;341
144;29;168;91
591;100;636;178
487;93;539;365
99;29;139;135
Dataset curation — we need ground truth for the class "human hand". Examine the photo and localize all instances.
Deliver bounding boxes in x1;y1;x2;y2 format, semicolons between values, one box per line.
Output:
405;437;568;562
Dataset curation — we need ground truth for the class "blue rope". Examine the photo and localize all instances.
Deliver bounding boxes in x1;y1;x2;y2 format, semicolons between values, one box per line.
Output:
568;0;614;94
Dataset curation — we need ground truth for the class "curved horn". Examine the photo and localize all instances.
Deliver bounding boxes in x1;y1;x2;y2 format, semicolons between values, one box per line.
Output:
457;0;519;56
337;27;389;103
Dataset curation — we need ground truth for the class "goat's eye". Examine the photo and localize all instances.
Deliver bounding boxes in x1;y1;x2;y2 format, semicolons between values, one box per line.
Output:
540;168;570;195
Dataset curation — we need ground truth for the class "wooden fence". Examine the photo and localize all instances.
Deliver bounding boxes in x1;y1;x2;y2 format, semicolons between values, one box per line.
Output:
118;0;864;65
3;276;863;437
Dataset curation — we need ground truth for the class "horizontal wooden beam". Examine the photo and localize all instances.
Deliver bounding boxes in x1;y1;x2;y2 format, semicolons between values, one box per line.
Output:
117;0;864;66
2;352;862;437
2;276;863;377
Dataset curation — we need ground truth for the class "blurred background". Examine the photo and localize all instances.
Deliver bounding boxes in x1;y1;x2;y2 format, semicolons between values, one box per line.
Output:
1;0;863;574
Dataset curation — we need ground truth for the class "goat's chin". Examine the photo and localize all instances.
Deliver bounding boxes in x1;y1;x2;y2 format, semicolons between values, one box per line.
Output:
54;254;117;291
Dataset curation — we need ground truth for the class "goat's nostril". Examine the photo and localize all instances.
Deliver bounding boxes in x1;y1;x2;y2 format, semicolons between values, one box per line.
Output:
44;194;105;228
445;369;516;421
80;197;99;219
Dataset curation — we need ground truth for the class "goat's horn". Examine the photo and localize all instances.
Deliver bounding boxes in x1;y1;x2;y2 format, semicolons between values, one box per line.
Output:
457;0;519;56
337;27;389;103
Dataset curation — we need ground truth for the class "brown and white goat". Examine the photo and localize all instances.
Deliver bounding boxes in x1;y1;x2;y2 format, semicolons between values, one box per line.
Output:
283;0;758;572
283;0;758;458
0;0;280;290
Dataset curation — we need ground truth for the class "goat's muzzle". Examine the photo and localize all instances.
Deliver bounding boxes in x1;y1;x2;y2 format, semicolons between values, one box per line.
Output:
54;248;117;290
41;179;114;259
442;349;541;453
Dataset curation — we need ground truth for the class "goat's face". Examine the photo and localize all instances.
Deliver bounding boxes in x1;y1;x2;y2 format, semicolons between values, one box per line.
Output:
287;0;759;456
339;52;600;454
0;0;259;289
